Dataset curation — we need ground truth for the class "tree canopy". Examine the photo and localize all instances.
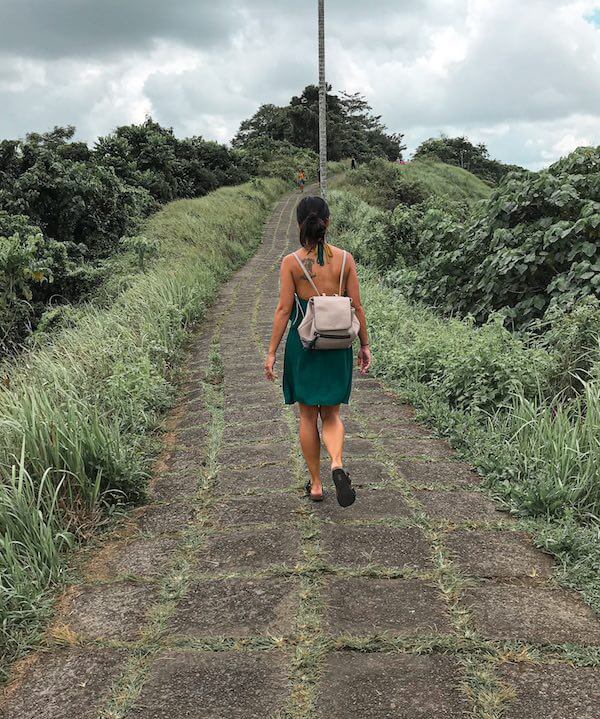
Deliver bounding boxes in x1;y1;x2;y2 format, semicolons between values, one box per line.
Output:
233;85;405;162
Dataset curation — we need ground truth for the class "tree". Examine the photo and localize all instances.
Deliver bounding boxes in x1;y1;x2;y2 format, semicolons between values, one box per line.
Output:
233;85;405;162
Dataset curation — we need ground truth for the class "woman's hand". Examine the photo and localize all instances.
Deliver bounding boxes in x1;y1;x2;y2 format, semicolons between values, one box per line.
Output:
264;352;277;381
358;345;371;375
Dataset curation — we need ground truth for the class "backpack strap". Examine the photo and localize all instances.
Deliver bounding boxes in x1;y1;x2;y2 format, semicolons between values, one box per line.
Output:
339;250;348;296
293;294;305;324
292;252;320;295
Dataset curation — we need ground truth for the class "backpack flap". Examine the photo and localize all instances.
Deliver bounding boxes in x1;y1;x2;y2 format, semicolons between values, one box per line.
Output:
312;296;353;332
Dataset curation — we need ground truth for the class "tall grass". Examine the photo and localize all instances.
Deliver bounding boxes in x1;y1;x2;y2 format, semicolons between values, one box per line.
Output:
0;177;285;676
499;387;600;520
397;158;492;201
350;255;600;528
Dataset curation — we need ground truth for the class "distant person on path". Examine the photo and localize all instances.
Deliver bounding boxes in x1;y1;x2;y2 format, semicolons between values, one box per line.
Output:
264;196;371;505
297;169;306;192
351;157;357;170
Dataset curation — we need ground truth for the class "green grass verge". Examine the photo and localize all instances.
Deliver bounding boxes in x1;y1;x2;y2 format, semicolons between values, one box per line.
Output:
331;157;491;209
0;176;286;679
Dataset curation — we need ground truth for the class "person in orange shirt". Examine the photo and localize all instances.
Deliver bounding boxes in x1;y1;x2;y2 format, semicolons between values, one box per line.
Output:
297;169;306;192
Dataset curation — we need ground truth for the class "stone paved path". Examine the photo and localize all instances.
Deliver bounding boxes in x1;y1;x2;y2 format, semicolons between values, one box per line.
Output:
3;191;600;718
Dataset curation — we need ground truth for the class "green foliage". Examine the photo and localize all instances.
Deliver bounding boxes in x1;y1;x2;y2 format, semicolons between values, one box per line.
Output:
496;386;600;519
95;118;248;202
414;134;524;184
0;456;76;671
0;127;156;259
411;146;600;327
0;119;281;353
233;85;405;162
0;178;285;677
355;270;549;414
533;297;600;395
0;212;69;352
333;157;491;210
121;234;159;270
332;186;600;612
329;188;474;278
235;137;319;183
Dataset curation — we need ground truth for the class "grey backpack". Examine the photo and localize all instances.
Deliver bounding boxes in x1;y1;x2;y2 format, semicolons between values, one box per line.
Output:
292;250;360;351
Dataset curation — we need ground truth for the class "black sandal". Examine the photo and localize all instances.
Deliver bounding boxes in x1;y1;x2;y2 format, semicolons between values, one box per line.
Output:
332;468;356;508
305;481;324;502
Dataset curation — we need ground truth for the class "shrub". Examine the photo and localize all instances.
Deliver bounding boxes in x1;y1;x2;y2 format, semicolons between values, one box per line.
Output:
412;146;600;327
357;273;549;414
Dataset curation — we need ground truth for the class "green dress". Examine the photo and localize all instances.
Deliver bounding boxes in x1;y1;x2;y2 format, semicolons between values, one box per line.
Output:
283;296;353;406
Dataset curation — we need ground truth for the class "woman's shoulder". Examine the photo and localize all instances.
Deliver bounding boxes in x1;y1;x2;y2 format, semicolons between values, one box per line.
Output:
328;244;355;262
282;251;302;270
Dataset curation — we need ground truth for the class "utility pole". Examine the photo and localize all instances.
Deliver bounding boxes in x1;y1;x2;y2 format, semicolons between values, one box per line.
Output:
318;0;327;198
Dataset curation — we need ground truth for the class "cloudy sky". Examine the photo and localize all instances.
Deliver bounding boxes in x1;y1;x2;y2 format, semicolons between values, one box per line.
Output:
1;0;599;169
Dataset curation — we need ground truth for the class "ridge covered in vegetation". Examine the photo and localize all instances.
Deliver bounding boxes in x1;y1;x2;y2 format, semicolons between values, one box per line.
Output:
413;134;524;184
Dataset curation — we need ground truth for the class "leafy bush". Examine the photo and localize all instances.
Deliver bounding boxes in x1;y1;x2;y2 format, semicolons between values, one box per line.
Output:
411;146;600;327
235;137;318;184
533;297;600;395
329;189;473;277
414;134;524;184
0;120;290;354
354;270;549;414
94;118;248;202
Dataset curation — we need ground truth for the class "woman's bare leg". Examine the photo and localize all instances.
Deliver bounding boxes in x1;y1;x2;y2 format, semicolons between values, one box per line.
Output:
319;405;345;470
298;403;322;495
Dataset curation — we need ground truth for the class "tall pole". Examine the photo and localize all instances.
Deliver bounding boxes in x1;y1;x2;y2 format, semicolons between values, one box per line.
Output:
318;0;328;198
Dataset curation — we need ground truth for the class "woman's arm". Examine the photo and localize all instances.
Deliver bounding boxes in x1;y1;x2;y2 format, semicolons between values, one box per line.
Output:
345;253;372;374
264;255;295;381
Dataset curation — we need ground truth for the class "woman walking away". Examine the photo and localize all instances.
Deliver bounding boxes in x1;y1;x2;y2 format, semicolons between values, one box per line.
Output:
264;196;371;505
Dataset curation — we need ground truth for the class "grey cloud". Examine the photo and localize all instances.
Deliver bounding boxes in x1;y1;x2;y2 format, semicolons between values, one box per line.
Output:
0;0;599;170
0;0;241;59
143;45;312;140
0;0;452;61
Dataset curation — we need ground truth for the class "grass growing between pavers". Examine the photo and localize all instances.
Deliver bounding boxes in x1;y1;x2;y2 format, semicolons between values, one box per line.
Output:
99;331;228;719
100;193;304;718
343;399;559;718
328;189;600;624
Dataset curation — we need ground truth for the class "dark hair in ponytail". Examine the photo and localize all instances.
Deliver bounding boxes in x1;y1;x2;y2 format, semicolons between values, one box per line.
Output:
297;195;330;250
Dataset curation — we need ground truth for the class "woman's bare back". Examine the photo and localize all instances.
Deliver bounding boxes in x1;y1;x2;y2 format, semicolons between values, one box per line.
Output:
289;244;349;300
